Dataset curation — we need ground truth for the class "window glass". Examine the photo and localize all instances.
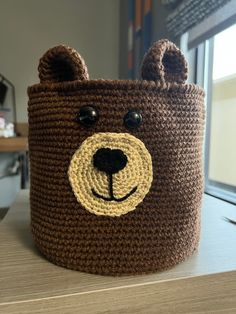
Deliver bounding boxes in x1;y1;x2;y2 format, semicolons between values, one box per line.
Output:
209;24;236;186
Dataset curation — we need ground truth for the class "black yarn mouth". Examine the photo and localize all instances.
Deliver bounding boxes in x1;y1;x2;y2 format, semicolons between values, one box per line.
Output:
92;173;137;202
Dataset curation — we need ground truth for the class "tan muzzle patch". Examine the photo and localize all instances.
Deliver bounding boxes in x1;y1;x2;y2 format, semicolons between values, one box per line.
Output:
68;133;153;216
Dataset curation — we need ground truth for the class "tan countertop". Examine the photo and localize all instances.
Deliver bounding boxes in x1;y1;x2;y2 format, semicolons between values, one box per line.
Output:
1;191;236;313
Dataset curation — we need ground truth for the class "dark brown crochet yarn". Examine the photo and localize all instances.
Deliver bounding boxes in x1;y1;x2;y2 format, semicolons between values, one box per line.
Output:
28;39;205;276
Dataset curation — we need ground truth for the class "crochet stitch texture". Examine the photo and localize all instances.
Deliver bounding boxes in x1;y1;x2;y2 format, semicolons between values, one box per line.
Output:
28;39;205;275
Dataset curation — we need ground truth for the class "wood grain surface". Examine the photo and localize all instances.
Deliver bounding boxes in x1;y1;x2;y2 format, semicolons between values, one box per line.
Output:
1;191;236;313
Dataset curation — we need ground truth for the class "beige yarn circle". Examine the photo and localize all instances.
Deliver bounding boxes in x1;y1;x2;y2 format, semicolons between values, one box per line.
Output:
68;133;153;217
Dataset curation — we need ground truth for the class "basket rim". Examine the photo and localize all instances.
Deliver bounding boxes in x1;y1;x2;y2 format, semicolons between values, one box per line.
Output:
28;79;205;96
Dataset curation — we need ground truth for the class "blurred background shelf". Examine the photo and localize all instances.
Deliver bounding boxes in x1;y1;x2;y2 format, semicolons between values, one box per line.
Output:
0;136;28;152
0;123;28;208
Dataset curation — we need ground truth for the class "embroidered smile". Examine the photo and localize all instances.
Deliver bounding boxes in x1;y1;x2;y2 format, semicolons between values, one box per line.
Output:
92;147;137;202
92;175;137;202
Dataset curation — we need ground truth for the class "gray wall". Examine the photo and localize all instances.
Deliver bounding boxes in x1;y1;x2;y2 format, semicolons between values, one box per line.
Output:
0;0;120;123
119;0;129;79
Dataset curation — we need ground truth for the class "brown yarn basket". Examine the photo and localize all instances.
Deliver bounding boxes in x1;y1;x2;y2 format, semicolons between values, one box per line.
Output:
28;39;205;276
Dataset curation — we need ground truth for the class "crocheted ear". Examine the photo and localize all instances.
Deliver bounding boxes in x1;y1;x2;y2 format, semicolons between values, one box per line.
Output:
38;45;89;83
141;39;188;84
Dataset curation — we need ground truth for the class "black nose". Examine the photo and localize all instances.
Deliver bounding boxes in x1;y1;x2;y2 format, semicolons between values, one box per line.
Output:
93;148;128;174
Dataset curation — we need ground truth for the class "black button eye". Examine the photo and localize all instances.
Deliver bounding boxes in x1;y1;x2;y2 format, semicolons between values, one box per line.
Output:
123;110;142;130
76;105;99;127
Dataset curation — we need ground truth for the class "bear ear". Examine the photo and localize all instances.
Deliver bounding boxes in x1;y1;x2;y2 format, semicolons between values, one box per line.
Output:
38;45;89;83
141;39;188;84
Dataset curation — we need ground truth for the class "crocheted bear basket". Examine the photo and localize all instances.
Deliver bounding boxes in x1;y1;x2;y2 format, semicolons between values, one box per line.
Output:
28;39;205;276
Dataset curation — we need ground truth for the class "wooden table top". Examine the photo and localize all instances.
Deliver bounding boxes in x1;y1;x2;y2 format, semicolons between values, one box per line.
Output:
1;191;236;313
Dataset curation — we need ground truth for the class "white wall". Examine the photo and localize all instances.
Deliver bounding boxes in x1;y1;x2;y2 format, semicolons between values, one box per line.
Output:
0;0;120;122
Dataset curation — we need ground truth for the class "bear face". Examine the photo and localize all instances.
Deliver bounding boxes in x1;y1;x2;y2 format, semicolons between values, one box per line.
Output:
68;131;153;216
28;40;205;275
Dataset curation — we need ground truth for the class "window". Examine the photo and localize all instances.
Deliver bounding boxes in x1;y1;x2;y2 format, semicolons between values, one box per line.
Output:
197;23;236;203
